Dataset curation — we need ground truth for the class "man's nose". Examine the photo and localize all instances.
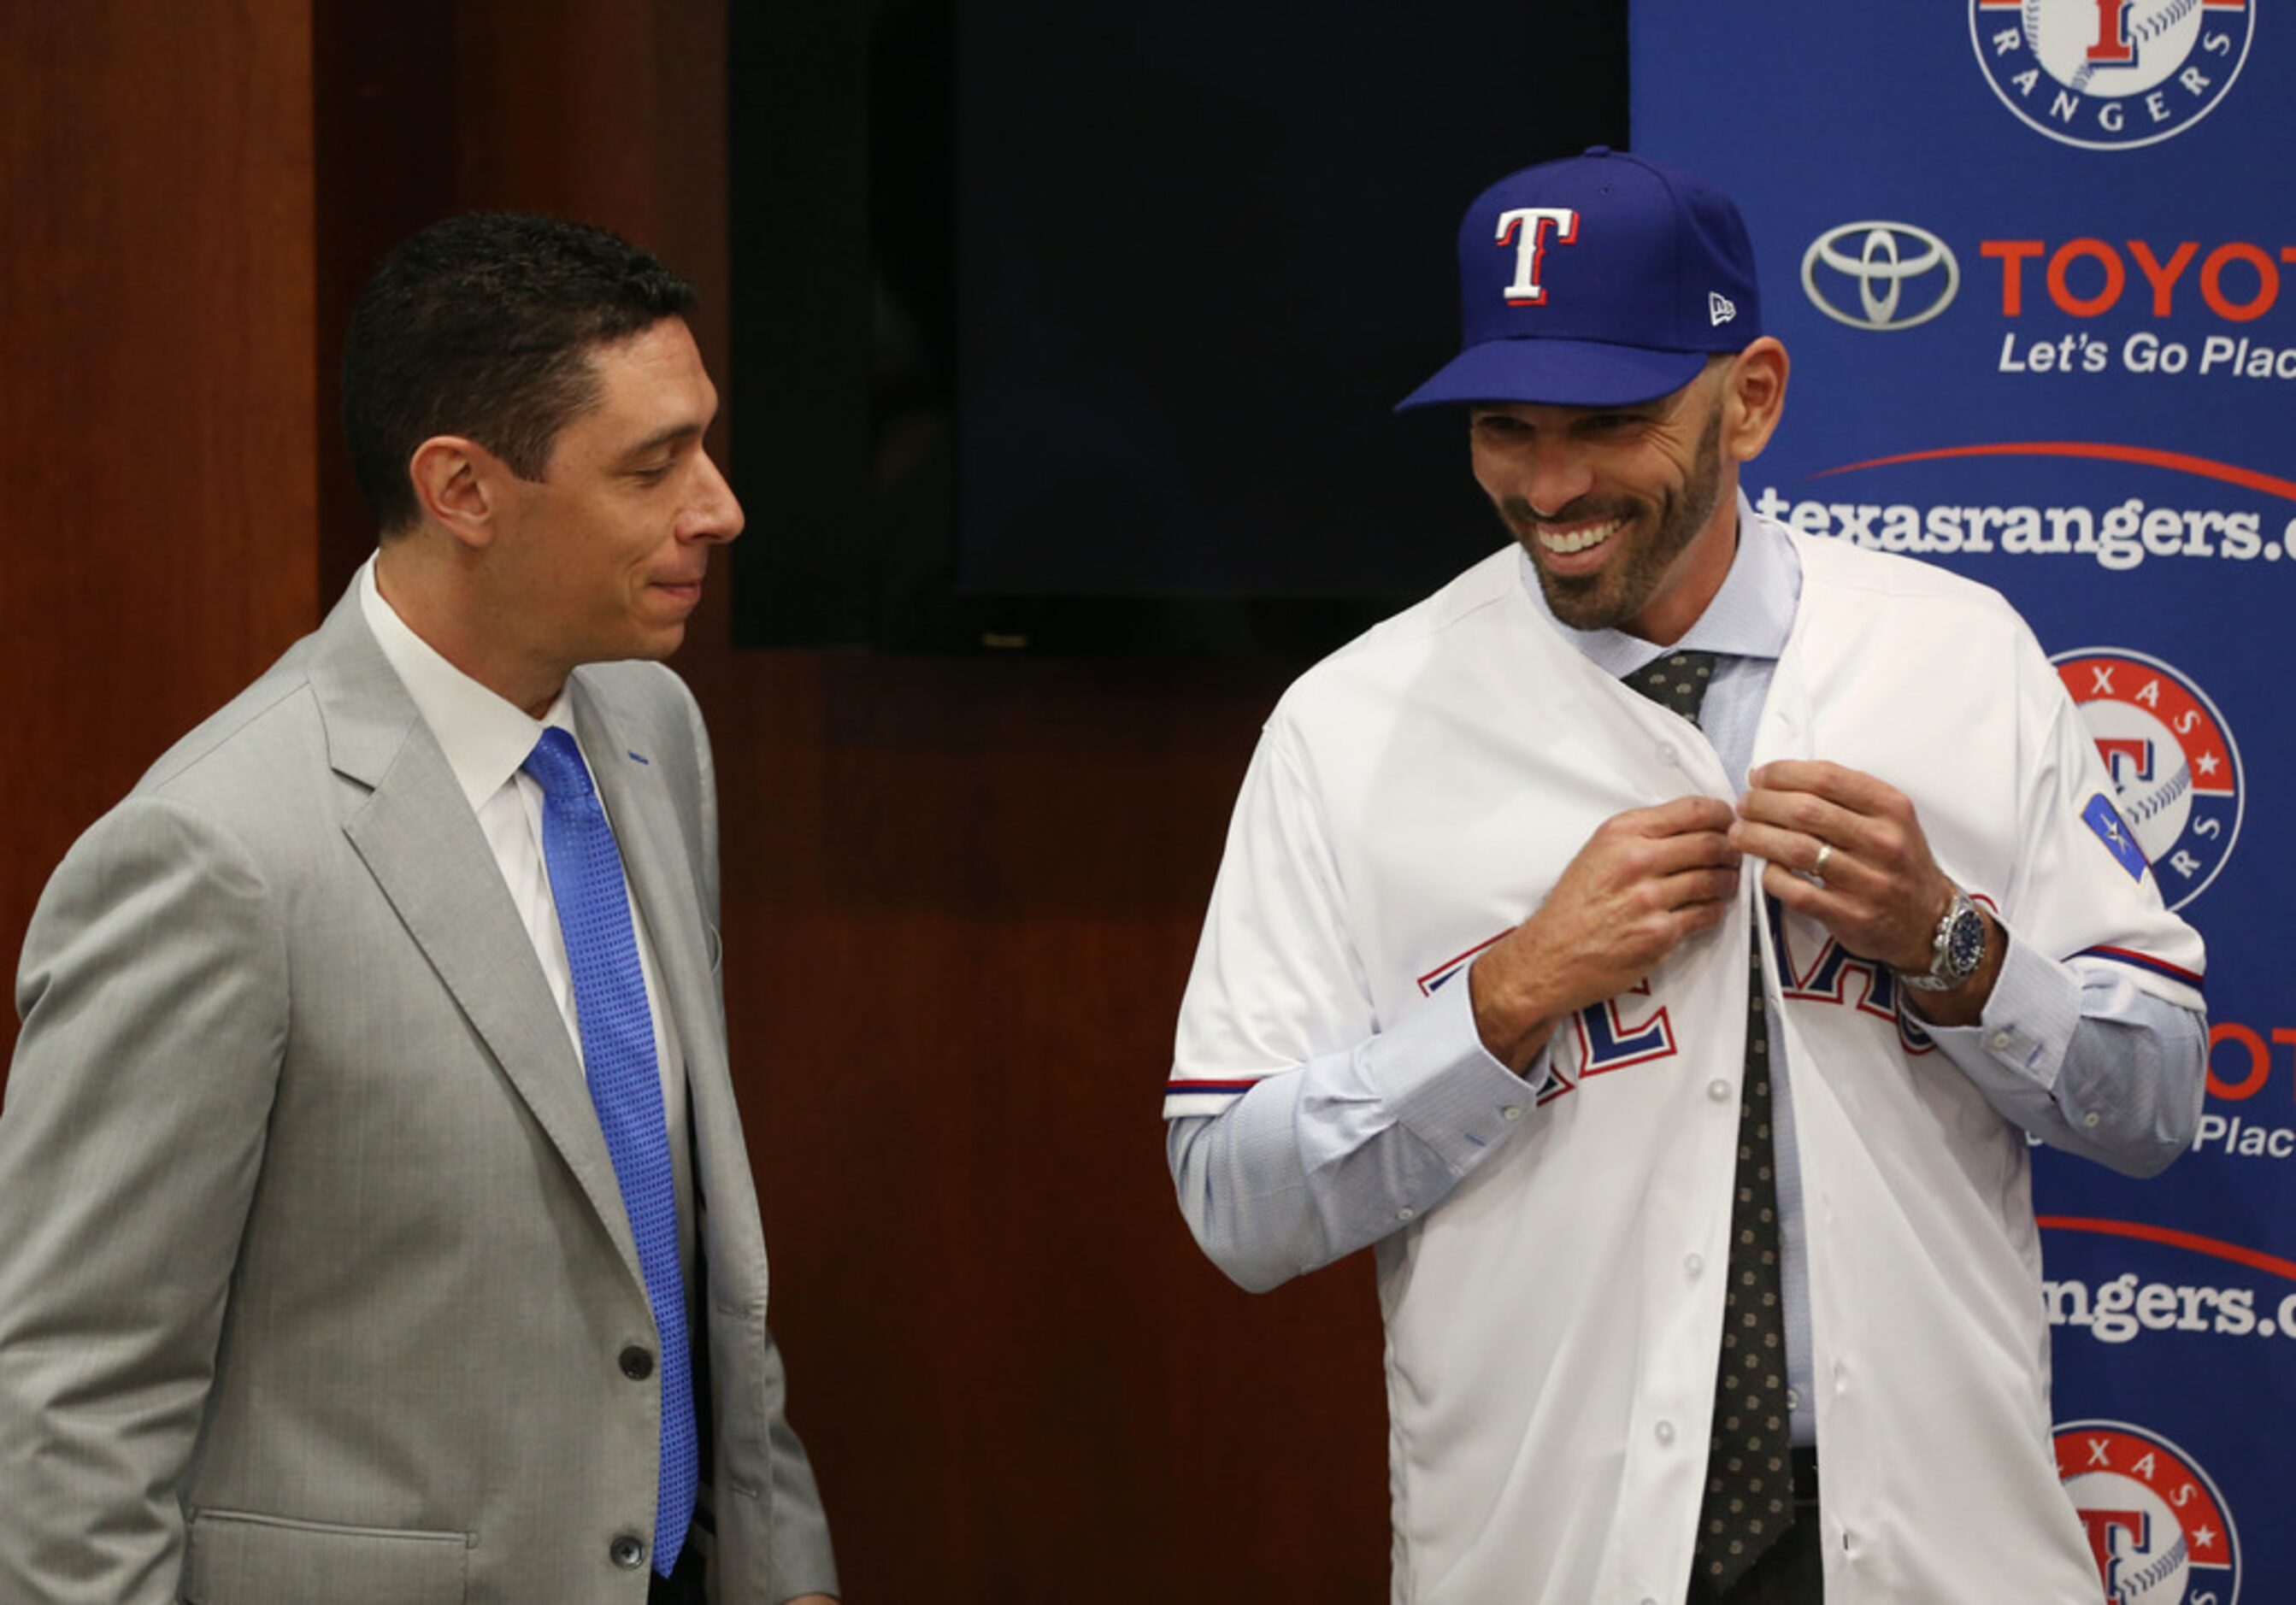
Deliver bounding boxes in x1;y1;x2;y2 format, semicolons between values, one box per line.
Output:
1517;439;1595;520
686;449;745;544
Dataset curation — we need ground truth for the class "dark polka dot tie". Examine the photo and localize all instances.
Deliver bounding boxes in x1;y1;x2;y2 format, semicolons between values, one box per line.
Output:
1625;652;1794;1594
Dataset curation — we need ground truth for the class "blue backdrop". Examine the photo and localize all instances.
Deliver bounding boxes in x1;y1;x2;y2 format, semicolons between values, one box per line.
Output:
1635;4;2285;1598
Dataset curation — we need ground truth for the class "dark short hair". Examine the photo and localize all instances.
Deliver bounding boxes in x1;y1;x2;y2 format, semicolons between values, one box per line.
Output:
341;212;698;534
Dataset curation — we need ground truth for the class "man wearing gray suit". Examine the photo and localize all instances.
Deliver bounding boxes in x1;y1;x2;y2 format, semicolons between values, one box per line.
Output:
0;215;839;1605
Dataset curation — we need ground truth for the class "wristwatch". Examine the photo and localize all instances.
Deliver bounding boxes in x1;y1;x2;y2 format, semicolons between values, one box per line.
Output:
1899;887;1988;992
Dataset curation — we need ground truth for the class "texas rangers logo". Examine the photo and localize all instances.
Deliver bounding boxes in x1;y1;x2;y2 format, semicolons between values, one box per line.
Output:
2052;648;2242;909
2057;1420;2240;1602
1970;0;2254;150
1497;207;1578;305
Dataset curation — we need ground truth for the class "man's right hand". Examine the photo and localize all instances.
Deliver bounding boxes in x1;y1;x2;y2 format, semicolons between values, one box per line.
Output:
1468;797;1741;1073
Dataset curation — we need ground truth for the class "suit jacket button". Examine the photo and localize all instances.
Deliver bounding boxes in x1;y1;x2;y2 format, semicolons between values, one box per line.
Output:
610;1534;647;1570
620;1345;656;1381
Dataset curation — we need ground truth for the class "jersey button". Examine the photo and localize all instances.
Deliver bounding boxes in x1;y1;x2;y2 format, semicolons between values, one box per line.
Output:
1655;1420;1675;1445
1685;1253;1704;1277
1396;1207;1416;1222
1990;1030;2016;1051
1656;741;1679;765
1707;1078;1732;1102
1501;1105;1523;1122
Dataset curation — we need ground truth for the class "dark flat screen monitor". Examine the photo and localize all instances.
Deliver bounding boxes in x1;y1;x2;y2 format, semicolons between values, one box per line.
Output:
728;3;1629;656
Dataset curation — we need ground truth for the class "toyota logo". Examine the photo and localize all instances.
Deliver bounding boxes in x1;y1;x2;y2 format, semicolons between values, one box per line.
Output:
1800;222;1959;332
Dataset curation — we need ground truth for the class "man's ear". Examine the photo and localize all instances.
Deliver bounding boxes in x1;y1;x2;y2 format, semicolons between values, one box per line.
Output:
407;436;502;550
1722;338;1790;463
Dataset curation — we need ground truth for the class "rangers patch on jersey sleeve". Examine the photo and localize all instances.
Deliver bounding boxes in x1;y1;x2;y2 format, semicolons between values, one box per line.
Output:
2052;647;2242;911
2082;791;2149;880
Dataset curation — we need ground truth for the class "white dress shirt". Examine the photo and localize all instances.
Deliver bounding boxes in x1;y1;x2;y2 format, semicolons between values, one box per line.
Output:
358;556;696;1286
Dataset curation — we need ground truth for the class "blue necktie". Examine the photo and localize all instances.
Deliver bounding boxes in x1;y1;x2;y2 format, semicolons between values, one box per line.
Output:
522;727;697;1577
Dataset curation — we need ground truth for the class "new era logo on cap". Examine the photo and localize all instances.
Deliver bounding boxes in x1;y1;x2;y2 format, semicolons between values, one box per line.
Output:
1398;147;1763;411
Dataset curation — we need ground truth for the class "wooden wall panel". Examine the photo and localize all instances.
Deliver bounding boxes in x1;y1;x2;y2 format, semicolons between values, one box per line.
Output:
698;653;1393;1597
311;0;456;592
0;0;318;1068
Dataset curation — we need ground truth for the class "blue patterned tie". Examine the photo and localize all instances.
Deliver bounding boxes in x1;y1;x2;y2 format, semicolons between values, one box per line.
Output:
522;727;697;1577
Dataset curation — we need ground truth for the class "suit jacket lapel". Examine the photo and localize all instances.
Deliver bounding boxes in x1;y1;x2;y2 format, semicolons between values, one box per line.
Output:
306;590;645;1286
574;678;775;1324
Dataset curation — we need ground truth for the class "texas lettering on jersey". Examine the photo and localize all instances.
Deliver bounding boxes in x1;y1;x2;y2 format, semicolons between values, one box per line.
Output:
1767;896;1939;1057
1414;896;1935;1105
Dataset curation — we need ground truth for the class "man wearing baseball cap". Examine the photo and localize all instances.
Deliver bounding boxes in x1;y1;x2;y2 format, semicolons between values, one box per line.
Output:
1165;149;2205;1602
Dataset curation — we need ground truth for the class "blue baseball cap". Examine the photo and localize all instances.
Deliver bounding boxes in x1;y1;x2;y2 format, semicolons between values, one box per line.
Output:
1398;148;1762;411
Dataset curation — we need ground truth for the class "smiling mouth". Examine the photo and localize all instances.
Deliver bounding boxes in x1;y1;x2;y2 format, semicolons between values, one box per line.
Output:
1532;516;1623;556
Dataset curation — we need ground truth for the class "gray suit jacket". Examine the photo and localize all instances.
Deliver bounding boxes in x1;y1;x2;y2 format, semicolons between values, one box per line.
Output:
0;588;836;1604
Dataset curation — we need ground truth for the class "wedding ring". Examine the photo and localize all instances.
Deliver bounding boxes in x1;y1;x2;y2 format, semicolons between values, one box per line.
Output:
1810;843;1834;885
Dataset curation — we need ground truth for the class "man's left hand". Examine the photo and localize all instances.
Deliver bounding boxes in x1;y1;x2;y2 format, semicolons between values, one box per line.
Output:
1730;759;1998;1024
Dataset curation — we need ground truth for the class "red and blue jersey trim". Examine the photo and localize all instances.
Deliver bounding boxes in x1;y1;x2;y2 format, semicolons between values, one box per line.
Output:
2075;945;2205;991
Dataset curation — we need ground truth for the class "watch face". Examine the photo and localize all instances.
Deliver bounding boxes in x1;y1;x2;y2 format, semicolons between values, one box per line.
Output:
1945;904;1987;978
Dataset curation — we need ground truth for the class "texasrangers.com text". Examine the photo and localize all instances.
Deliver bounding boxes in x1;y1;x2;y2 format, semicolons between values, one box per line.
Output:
2046;1271;2296;1346
1752;486;2291;569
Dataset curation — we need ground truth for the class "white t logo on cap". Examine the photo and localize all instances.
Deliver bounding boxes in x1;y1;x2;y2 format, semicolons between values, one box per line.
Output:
1496;207;1579;306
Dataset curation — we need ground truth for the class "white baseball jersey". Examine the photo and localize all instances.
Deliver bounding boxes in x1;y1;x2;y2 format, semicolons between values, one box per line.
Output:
1167;522;2205;1603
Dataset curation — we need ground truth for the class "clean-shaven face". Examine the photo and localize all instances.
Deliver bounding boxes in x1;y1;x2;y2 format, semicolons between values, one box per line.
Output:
484;317;744;678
